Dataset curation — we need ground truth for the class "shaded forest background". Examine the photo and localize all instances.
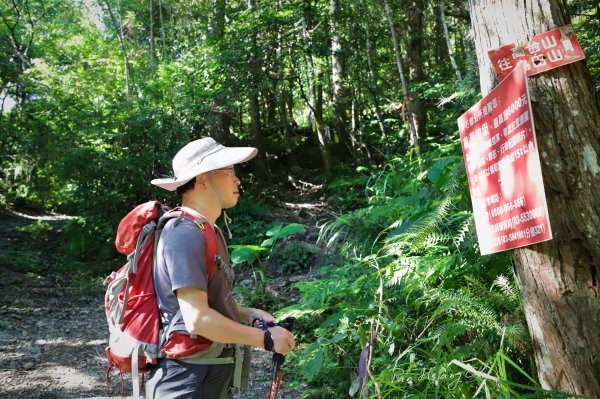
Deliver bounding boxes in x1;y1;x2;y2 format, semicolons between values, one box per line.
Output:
1;0;599;397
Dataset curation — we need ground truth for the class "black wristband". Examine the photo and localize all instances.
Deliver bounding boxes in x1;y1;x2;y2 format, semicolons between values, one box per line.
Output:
263;329;274;352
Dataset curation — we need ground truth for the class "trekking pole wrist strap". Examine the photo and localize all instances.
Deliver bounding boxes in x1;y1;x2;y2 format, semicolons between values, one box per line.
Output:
263;329;274;352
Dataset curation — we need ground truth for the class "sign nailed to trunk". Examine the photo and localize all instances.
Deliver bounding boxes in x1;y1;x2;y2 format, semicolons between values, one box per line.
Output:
458;64;552;255
488;25;585;82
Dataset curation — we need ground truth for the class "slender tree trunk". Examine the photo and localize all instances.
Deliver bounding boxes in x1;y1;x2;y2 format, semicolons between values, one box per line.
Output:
407;0;427;140
383;0;422;168
248;94;266;172
329;0;351;154
265;86;277;128
247;0;267;174
303;0;332;176
205;0;231;144
285;90;294;124
149;0;154;66
104;0;133;107
158;0;166;58
469;0;600;395
209;0;225;39
364;14;387;139
433;1;444;66
274;5;295;166
440;0;462;82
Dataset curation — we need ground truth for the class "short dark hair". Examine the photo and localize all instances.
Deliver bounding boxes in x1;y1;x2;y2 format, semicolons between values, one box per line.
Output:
176;177;197;196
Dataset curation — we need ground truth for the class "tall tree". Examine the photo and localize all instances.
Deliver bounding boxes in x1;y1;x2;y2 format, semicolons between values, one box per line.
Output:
383;0;422;169
246;0;267;175
302;0;332;176
469;0;600;395
329;0;350;153
362;6;387;139
103;0;134;107
205;0;231;144
407;0;426;139
440;0;462;82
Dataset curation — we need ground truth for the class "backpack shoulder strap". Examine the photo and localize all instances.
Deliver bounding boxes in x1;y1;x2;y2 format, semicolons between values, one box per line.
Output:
201;222;219;281
167;208;219;281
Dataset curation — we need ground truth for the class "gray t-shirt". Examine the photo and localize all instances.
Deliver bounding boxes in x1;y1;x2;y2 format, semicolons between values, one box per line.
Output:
154;217;240;331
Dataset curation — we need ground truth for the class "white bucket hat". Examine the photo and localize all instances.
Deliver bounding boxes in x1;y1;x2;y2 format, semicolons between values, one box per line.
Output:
151;137;258;191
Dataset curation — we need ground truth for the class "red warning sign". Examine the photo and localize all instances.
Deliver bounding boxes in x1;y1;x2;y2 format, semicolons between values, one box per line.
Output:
488;25;585;82
458;64;552;255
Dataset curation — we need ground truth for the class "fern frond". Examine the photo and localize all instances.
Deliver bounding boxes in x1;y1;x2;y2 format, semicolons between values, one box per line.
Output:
433;290;501;333
453;217;472;249
492;275;516;299
430;321;470;342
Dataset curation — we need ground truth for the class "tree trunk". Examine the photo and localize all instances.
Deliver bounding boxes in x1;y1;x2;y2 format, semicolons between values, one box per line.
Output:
157;0;167;58
440;0;462;82
104;0;134;107
274;5;295;167
208;0;225;39
149;0;154;66
363;7;387;139
383;0;422;169
469;0;600;395
247;0;267;175
407;0;427;140
303;0;332;176
329;0;350;153
205;0;231;144
249;93;267;174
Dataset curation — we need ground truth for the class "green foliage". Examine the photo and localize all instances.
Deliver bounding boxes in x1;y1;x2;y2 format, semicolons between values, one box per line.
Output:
569;0;600;97
274;241;320;274
276;143;576;398
231;222;306;296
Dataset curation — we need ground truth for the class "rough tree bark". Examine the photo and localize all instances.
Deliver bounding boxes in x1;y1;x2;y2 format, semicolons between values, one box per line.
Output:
469;0;600;395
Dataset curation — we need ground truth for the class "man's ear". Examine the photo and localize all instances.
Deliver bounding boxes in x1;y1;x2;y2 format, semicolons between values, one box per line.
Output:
194;175;207;189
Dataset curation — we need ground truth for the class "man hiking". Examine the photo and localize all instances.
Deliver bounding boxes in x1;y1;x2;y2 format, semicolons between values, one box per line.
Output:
145;137;295;398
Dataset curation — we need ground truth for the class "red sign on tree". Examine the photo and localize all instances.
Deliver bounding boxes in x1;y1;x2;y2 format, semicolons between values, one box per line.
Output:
458;64;552;255
488;25;585;82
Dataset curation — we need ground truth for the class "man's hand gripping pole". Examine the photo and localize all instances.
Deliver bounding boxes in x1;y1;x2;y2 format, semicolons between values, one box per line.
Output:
253;317;295;399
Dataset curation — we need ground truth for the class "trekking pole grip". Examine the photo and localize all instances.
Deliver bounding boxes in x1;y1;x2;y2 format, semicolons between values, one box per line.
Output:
272;317;295;365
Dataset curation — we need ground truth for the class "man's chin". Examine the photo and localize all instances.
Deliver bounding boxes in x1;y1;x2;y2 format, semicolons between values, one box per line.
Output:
224;200;238;209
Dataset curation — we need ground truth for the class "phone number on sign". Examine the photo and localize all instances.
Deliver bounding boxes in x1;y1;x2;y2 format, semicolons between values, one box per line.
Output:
493;224;546;247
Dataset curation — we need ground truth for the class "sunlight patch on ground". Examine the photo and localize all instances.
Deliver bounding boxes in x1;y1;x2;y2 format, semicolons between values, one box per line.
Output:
6;210;77;221
32;337;107;347
283;202;328;209
1;365;98;393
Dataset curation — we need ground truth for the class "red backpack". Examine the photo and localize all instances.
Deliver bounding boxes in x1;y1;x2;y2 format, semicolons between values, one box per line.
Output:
104;200;219;397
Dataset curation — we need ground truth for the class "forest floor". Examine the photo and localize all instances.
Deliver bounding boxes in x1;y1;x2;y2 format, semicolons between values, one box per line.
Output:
0;176;334;399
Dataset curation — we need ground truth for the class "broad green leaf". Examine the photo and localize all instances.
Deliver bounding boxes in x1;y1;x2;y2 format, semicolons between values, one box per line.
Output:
349;376;361;397
265;224;283;237
304;346;325;381
261;223;305;247
230;245;266;265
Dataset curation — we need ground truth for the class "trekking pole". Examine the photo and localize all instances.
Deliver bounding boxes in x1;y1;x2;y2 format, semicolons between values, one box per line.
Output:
253;317;295;399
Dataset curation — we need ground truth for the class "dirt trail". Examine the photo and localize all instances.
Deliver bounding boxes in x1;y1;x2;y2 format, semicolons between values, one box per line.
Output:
0;180;330;399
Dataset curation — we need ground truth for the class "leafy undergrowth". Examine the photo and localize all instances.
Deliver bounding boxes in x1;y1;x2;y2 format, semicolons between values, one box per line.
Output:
272;143;581;398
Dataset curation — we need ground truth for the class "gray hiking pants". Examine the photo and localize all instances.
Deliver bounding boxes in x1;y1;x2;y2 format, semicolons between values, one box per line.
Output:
144;357;233;399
